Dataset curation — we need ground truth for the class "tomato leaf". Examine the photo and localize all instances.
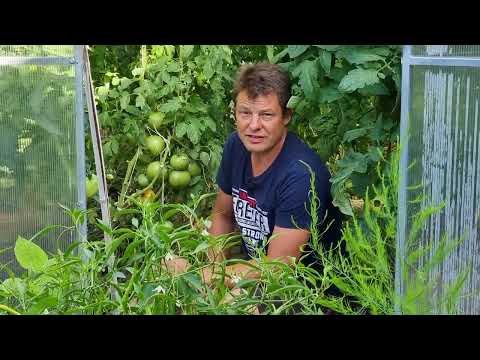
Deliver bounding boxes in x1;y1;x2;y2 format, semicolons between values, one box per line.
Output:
314;45;340;51
159;98;182;113
319;50;332;74
296;60;319;100
186;121;201;144
175;122;188;138
200;151;210;166
338;69;379;93
336;47;384;64
287;45;309;58
318;86;343;103
342;127;374;143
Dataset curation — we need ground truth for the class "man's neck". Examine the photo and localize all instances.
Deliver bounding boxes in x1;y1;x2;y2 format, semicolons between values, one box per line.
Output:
251;130;288;177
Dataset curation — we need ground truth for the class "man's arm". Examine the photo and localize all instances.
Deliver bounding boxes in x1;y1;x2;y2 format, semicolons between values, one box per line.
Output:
202;225;310;288
207;189;234;263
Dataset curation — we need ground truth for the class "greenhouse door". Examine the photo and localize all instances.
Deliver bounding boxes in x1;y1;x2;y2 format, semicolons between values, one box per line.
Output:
0;46;86;277
396;45;480;314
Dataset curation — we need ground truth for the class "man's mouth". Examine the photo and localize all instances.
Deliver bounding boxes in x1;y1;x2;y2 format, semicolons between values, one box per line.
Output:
246;135;265;143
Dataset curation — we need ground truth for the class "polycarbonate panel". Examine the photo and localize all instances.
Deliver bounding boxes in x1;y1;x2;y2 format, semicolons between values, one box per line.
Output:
412;45;480;57
403;64;480;314
0;47;80;277
0;45;73;57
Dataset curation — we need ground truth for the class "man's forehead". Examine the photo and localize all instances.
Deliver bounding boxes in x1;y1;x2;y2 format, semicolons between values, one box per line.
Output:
236;91;279;107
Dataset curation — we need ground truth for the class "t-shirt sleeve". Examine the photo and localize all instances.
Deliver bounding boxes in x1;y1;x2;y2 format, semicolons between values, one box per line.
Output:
275;161;330;230
215;133;235;195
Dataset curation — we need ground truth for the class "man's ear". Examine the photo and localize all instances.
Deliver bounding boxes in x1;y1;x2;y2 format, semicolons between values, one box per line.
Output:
283;109;293;125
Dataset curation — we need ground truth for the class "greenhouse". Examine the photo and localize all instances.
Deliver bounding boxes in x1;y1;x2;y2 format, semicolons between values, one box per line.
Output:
0;45;478;315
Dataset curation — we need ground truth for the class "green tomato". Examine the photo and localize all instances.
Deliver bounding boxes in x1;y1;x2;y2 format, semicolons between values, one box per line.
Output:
187;162;201;177
148;112;165;129
145;135;165;156
168;170;191;189
86;175;99;198
170;154;190;170
137;174;149;187
146;161;168;181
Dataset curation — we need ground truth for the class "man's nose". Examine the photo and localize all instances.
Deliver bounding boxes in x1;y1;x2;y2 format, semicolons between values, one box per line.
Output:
248;114;261;130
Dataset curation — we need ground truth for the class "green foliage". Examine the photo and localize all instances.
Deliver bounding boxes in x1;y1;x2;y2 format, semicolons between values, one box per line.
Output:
89;45;239;219
272;45;402;216
307;147;468;315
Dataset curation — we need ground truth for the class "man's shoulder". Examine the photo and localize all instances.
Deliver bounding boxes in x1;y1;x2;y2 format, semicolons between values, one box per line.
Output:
224;131;244;150
283;132;330;179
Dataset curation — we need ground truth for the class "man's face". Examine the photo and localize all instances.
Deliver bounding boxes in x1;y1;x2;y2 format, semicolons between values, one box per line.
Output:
235;90;291;155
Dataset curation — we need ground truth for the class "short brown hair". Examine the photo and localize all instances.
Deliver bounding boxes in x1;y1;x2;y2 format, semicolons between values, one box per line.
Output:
232;63;291;114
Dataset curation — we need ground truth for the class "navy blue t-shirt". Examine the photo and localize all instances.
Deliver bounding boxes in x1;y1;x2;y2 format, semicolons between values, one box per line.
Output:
216;131;343;266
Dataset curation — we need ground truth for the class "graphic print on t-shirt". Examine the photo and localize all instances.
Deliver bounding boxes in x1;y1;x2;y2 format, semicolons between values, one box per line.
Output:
232;187;270;256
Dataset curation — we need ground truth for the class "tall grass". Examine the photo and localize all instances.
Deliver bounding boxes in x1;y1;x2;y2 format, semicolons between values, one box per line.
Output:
0;147;471;314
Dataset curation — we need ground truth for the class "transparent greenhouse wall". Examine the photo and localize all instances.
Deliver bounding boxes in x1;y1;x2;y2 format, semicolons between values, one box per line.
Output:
399;45;480;314
0;45;84;278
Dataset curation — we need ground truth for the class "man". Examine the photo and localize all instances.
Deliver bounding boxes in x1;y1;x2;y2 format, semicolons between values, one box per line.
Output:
166;63;343;294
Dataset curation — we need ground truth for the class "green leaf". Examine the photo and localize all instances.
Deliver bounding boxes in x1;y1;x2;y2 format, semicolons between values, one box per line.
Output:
180;45;194;60
192;241;210;254
135;94;146;108
186;95;208;113
314;45;340;51
119;77;133;90
175;122;188;138
202;116;216;132
272;48;289;64
27;295;58;315
132;67;144;77
186;121;201;144
342;127;374;143
332;191;353;217
266;45;275;62
159;98;182;113
287;95;301;109
327;67;349;82
358;82;390;96
296;60;319;100
338;68;379;93
319;50;332;73
336;47;384;64
337;151;368;173
366;146;382;162
0;278;26;298
167;62;181;73
200;151;210;166
120;93;130;110
14;236;48;272
318;86;343;103
288;45;309;58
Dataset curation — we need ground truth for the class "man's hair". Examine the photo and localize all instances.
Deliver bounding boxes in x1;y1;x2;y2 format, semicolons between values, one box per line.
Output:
232;62;291;114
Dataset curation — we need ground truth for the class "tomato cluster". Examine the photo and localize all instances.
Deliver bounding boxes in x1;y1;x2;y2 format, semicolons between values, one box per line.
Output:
134;112;204;202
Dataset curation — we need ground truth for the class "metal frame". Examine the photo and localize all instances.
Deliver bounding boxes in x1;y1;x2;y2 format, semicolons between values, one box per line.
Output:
404;55;480;68
0;56;75;66
395;45;411;314
0;45;86;253
74;46;87;244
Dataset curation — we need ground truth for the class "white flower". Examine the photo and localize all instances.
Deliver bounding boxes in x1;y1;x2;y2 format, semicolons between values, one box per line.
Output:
154;285;165;294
